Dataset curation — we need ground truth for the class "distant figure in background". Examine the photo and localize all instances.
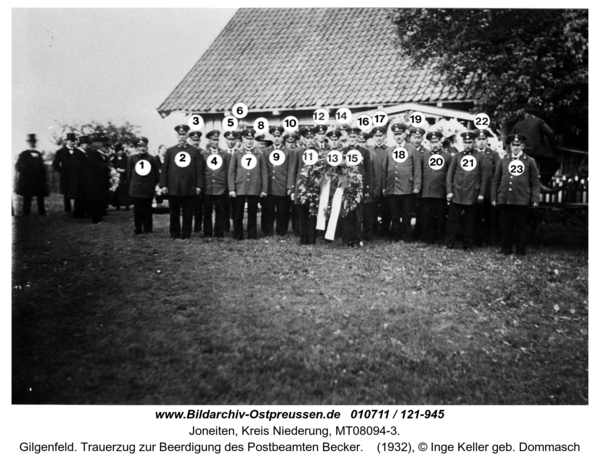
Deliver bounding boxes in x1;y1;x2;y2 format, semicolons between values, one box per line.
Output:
15;134;48;215
155;144;167;168
52;133;76;213
110;144;131;210
69;135;90;218
127;137;159;234
85;135;111;224
512;106;558;185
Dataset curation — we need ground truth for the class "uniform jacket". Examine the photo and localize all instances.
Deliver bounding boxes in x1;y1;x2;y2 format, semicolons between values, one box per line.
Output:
201;147;231;196
446;149;490;205
264;145;291;196
15;150;49;197
159;143;204;196
491;152;541;206
228;147;268;196
85;148;110;201
67;149;88;200
365;149;384;203
288;146;324;205
342;145;373;197
127;153;160;199
382;143;422;195
475;147;501;198
52;146;74;194
420;149;452;199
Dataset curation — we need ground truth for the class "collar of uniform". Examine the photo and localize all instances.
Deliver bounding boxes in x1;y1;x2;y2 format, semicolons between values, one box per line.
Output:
375;144;387;149
512;152;523;159
177;142;188;148
273;145;282;150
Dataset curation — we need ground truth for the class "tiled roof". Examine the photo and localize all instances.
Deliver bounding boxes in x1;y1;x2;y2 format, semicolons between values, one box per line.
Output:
157;8;470;116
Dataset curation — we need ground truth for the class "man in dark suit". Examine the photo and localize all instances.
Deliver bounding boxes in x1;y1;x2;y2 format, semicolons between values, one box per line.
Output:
52;133;77;212
263;126;292;236
68;135;89;218
201;130;231;238
228;128;268;240
188;130;204;233
127;136;160;234
473;129;501;246
85;135;111;224
160;125;204;239
15;134;48;215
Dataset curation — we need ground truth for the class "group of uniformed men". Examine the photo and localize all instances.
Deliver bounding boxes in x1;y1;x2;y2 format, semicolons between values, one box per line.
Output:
48;120;541;256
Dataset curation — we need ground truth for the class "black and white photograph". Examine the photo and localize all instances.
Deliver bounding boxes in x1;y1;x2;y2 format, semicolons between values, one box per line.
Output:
7;2;594;459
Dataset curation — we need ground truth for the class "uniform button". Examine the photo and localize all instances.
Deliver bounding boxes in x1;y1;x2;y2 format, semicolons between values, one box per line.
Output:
509;188;512;191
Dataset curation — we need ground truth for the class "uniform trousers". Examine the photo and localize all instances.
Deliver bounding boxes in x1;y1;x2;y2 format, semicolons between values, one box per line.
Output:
203;194;228;238
388;194;413;241
413;197;424;240
499;205;529;255
88;199;105;224
233;195;259;240
193;195;203;232
73;199;87;218
421;198;447;244
292;203;300;236
342;204;363;246
22;196;46;216
475;199;498;246
132;197;153;233
378;196;391;235
445;202;476;249
362;201;378;241
298;204;317;244
63;195;72;213
223;198;232;232
263;195;290;236
169;195;194;239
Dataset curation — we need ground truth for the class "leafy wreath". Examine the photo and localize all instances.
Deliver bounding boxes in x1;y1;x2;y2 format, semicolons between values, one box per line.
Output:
296;156;363;218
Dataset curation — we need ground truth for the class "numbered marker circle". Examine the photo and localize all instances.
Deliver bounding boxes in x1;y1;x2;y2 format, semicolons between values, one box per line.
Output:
393;147;408;163
207;154;223;171
345;149;363;166
241;154;257;170
508;160;525;176
409;111;425;127
428;154;445;170
372;110;389;127
357;115;372;130
474;113;490;129
302;149;319;166
135;159;152;176
188;114;204;130
232;103;248;119
254;117;269;134
175;151;191;168
327;150;342;166
461;154;477;171
282;115;299;131
222;116;238;131
269;150;285;166
335;108;352;123
313;109;329;123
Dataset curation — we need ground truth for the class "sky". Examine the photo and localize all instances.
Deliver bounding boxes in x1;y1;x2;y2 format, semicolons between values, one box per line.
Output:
12;8;238;155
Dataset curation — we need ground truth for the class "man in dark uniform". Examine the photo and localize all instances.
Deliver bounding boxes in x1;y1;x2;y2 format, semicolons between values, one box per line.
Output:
263;126;291;236
420;131;452;244
15;134;48;215
201;130;230;238
68;135;89;218
341;127;373;247
445;131;489;250
382;125;421;242
492;134;541;255
474;128;501;246
222;131;239;233
188;130;204;233
228;128;268;240
52;133;76;212
160;125;203;239
314;124;329;151
370;125;390;236
361;130;383;242
408;126;429;241
127;136;160;234
85;135;111;224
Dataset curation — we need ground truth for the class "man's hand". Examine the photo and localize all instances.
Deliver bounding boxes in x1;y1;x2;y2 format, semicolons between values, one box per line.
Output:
195;188;201;196
413;189;420;194
162;187;168;195
492;201;497;207
287;189;292;196
477;195;484;203
532;202;539;208
365;193;370;199
229;191;236;198
260;192;267;198
291;193;295;201
382;189;387;197
446;193;453;202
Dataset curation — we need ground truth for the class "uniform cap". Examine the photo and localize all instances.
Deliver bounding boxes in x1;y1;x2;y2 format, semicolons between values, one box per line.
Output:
175;124;190;134
314;124;328;134
409;126;426;135
300;127;315;137
347;127;362;136
460;131;476;141
507;133;528;144
188;131;202;141
224;131;237;139
136;137;149;146
426;131;443;141
206;130;220;139
240;128;256;139
269;126;284;136
326;129;342;139
371;127;387;136
473;128;492;138
390;123;407;133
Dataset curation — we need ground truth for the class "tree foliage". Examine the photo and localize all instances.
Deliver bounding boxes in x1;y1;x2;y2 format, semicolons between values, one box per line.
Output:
389;9;588;145
51;120;140;147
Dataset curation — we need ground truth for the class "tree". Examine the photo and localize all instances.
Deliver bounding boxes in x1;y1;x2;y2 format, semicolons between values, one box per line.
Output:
51;120;140;148
388;9;588;147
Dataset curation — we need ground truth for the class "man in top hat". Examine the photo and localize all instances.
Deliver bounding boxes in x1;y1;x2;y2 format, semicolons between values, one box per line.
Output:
160;124;204;239
85;134;111;224
68;135;90;218
420;131;452;244
445;131;490;250
222;130;239;233
262;126;292;236
382;123;421;242
370;125;390;237
341;127;373;247
492;133;540;255
15;134;49;215
473;128;501;246
127;137;160;234
512;106;558;185
187;130;204;233
52;133;77;213
200;130;230;238
314;124;329;151
228;128;268;240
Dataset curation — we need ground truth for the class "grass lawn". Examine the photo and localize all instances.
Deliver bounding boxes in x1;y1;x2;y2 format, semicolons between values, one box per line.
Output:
12;194;588;404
